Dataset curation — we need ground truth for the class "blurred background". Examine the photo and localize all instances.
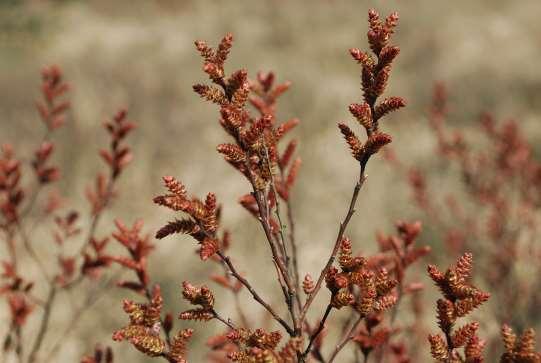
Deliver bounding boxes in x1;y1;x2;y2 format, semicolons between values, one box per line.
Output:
1;0;541;361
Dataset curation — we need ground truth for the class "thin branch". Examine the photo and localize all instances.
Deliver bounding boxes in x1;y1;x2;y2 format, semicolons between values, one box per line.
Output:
27;285;57;363
65;176;115;292
217;254;250;328
216;250;293;335
300;167;367;322
76;204;105;258
15;326;23;363
16;221;51;284
278;157;301;307
301;304;333;359
233;292;250;328
18;187;42;221
76;169;115;257
285;197;302;309
263;146;291;270
390;285;403;325
252;187;295;295
3;230;17;269
19;129;52;220
271;258;290;303
328;314;364;363
211;309;236;330
263;144;300;334
43;275;116;362
243;155;295;299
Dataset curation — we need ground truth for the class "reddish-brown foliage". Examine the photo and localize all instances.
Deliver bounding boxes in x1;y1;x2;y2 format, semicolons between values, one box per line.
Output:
1;7;539;363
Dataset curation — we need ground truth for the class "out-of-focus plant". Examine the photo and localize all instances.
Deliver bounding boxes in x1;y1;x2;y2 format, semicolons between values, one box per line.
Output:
500;325;541;362
387;81;541;358
2;7;540;363
81;345;114;363
0;65;138;363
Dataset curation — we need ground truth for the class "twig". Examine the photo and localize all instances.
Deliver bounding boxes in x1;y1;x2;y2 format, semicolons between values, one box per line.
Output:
65;176;115;292
278;158;301;307
263;146;291;270
18;188;42;221
19;130;52;220
390;285;403;325
328;314;364;363
285;197;302;309
217;250;293;335
3;230;17;269
211;309;236;330
217;254;250;328
233;292;250;328
301;304;333;359
252;188;295;295
27;285;57;363
244;156;295;298
301;167;367;322
16;221;51;284
77;169;116;257
263;144;300;334
15;326;23;363
44;272;123;362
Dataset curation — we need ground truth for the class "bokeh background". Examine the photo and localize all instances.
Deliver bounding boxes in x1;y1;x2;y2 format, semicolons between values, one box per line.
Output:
1;0;541;361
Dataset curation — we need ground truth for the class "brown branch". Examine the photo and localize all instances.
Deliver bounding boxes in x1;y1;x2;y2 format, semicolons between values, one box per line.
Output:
211;309;236;330
233;291;250;328
242;153;295;301
285;197;301;309
216;250;294;335
217;253;250;328
301;304;333;360
44;272;122;362
19;129;52;220
27;285;57;363
271;258;290;303
252;187;295;295
76;177;113;257
300;166;367;322
328;314;364;363
66;176;115;292
263;146;291;270
18;188;42;221
277;152;301;305
16;221;51;284
3;230;17;269
253;187;299;335
15;325;23;363
263;144;300;334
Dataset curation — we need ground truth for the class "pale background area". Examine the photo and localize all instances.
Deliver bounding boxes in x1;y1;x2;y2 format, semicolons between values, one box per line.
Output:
1;0;540;361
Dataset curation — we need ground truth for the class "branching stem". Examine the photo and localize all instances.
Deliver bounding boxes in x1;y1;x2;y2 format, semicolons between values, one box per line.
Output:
328;314;364;363
27;286;57;363
300;166;367;322
217;250;294;335
301;304;333;359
